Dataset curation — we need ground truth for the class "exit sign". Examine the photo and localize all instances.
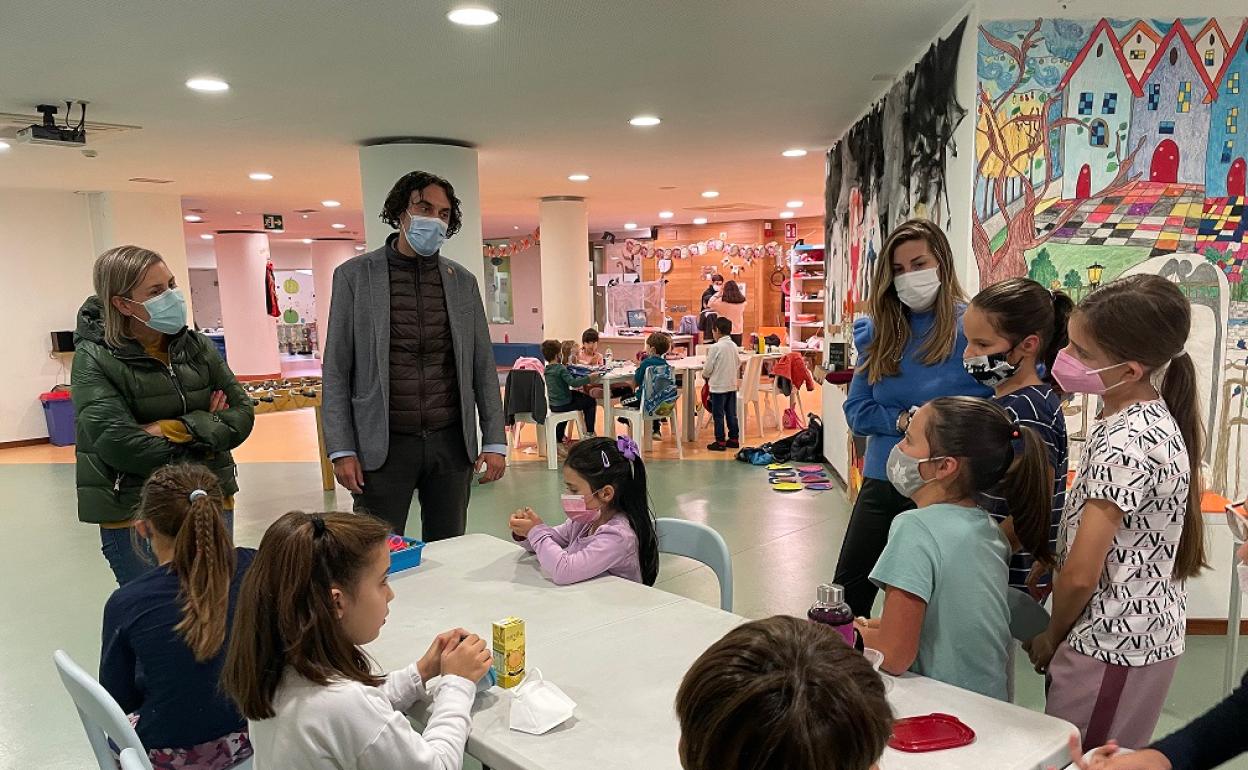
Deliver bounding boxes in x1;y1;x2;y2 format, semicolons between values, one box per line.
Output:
263;214;284;231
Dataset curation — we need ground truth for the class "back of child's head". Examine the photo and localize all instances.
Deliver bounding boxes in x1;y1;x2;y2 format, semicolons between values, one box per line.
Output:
581;328;599;345
646;331;671;356
560;339;577;362
541;338;562;362
222;510;391;719
565;437;658;585
1076;273;1206;579
970;277;1074;382
676;615;892;770
139;463;235;662
923;396;1055;566
713;316;733;337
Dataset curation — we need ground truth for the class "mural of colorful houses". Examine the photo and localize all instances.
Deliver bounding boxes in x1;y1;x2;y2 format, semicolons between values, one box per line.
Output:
1209;20;1248;198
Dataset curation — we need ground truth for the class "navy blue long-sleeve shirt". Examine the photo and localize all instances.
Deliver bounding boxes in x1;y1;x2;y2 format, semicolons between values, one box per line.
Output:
1151;670;1248;770
100;548;256;750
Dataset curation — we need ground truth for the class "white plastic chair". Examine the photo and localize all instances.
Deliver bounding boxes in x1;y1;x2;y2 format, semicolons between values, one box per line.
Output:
656;518;733;611
615;366;683;459
53;649;152;770
737;356;770;438
119;748;149;770
543;411;586;470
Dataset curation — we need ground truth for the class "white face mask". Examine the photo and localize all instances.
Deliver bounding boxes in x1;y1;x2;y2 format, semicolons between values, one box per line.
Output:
893;268;941;311
508;668;576;735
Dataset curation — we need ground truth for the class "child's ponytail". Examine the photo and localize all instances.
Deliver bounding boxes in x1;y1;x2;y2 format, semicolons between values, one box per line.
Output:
999;425;1055;567
1043;292;1075;387
139;464;235;662
1161;351;1207;580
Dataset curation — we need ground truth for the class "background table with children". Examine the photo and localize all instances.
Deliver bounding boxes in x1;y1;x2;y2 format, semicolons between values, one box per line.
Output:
366;534;1077;770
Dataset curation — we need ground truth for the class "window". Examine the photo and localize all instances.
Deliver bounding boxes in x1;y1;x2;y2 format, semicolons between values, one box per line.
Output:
1096;42;1104;58
1206;49;1217;66
1078;91;1094;116
1177;81;1192;113
1130;48;1147;60
1102;92;1118;114
1231;107;1240;134
1090;119;1109;147
1224;140;1235;164
1148;83;1161;110
483;254;514;323
1170;47;1179;66
1230;72;1241;95
1159;121;1176;135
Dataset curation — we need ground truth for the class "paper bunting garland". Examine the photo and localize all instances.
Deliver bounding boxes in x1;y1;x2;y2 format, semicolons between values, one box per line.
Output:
483;228;541;259
623;238;782;265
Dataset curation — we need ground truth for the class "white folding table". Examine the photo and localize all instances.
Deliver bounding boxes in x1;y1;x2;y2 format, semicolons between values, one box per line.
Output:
366;535;1075;770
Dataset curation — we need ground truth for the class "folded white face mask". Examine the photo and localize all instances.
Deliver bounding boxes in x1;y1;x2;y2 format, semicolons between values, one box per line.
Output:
508;668;576;735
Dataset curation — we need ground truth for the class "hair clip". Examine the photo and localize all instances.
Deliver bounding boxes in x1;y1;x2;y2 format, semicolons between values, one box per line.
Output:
616;435;640;462
601;450;611;468
188;489;208;502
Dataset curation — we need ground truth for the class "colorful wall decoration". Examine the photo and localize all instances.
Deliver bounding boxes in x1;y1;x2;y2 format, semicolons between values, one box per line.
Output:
825;16;968;328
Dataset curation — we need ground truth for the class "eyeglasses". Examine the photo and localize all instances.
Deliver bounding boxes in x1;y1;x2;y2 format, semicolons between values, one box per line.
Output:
1226;499;1248;543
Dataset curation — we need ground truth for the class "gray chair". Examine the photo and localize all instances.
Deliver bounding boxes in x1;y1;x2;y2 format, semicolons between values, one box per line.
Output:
1006;588;1051;642
656;518;733;611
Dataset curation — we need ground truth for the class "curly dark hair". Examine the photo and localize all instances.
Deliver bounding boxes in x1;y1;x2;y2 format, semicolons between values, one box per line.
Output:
380;171;463;238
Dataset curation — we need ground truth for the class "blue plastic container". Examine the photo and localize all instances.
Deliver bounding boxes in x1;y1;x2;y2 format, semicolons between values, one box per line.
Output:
387;537;426;574
40;392;76;446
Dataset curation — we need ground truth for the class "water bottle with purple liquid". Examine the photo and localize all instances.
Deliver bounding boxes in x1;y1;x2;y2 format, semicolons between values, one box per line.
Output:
808;582;861;650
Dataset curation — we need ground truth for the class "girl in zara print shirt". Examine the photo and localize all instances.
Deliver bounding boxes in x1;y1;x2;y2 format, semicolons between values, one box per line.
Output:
1024;275;1207;752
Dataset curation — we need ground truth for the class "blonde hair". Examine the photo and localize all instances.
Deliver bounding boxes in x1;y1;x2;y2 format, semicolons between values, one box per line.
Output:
93;245;166;348
863;219;967;384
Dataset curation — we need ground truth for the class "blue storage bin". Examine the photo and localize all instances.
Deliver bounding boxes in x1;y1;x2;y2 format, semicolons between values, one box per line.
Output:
387;537;426;574
40;392;76;446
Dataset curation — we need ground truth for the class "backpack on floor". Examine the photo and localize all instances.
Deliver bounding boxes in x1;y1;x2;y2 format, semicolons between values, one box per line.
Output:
789;415;825;462
642;363;679;417
783;406;804;430
735;446;775;465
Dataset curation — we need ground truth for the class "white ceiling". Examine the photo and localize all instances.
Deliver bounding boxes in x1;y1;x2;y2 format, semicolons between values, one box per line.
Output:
0;0;970;248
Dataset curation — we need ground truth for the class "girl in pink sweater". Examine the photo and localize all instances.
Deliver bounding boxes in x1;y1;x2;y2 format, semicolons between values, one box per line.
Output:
509;436;659;586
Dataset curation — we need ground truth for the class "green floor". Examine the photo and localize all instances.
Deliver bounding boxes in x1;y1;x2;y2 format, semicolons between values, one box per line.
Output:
3;460;1243;769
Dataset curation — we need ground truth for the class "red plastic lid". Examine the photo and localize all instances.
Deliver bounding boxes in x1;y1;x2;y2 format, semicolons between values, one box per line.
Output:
888;713;975;753
40;391;72;402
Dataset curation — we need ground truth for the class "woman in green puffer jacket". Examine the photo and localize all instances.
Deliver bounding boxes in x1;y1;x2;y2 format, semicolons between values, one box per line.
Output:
72;245;254;585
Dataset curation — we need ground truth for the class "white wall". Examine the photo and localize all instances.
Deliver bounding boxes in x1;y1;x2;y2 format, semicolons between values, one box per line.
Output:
0;189;97;442
489;247;545;343
189;269;223;329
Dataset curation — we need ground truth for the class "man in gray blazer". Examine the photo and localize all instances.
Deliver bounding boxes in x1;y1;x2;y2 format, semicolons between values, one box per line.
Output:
322;171;507;540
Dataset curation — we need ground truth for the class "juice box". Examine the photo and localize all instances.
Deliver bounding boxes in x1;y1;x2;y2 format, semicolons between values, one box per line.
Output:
491;616;525;689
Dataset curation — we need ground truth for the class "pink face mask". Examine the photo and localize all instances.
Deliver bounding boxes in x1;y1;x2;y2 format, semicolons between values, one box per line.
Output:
1050;349;1127;396
560;494;599;523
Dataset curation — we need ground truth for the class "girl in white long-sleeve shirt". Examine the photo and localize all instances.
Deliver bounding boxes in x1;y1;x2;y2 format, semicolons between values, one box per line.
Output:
222;511;493;770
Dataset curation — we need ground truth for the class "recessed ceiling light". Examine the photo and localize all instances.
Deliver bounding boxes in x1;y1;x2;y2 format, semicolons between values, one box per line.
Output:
630;115;661;127
779;211;796;219
0;140;10;151
249;172;273;181
513;226;520;230
186;77;229;93
302;214;309;219
321;200;341;207
183;214;202;222
331;223;346;229
568;174;590;182
693;217;708;225
355;245;366;251
624;222;638;229
200;234;214;240
302;238;313;244
786;200;804;208
448;7;499;26
781;149;807;158
701;191;719;198
658;211;674;219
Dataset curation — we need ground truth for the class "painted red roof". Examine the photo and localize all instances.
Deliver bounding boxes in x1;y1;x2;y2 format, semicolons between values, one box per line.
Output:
1057;18;1144;98
1211;19;1248;95
1137;20;1220;102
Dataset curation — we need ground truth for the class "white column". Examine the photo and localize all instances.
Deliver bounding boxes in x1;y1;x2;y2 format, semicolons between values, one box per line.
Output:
311;239;357;355
214;232;280;377
86;191;195;321
358;141;485;290
539;196;591;340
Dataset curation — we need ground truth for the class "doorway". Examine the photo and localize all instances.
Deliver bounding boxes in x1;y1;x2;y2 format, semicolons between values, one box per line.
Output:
1076;164;1092;198
1150;139;1180;183
1229;157;1246;197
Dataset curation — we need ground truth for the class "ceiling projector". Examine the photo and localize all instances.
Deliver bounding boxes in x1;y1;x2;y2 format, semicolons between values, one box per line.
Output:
17;103;88;147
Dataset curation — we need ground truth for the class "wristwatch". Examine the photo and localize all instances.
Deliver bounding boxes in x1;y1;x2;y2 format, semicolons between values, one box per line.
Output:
896;409;911;435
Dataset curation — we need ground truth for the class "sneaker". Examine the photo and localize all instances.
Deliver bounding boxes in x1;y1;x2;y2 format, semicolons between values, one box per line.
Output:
706;441;727;452
617;417;631;426
725;439;740;449
652;430;663;441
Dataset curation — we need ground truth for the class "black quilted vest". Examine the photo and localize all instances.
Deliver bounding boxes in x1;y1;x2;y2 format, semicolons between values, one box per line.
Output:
387;243;460;434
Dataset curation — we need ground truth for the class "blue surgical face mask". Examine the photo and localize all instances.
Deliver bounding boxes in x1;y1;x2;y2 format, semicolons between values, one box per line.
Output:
405;215;448;257
128;288;187;335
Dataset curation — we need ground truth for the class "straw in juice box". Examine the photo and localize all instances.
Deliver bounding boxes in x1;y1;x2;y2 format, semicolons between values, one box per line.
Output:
492;617;525;689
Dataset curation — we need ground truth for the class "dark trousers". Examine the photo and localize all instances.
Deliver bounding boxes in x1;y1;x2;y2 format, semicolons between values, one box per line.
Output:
833;477;916;616
550;391;597;441
710;391;739;443
353;427;473;541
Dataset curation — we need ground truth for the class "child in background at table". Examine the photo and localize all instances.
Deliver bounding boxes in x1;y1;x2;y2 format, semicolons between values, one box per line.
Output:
703;316;740;452
100;464;255;770
856;396;1054;700
222;511;492;770
676;615;893;770
618;332;671;440
509;435;659;586
560;339;578;365
964;277;1073;599
575;328;605;366
542;338;602;443
1025;275;1206;751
